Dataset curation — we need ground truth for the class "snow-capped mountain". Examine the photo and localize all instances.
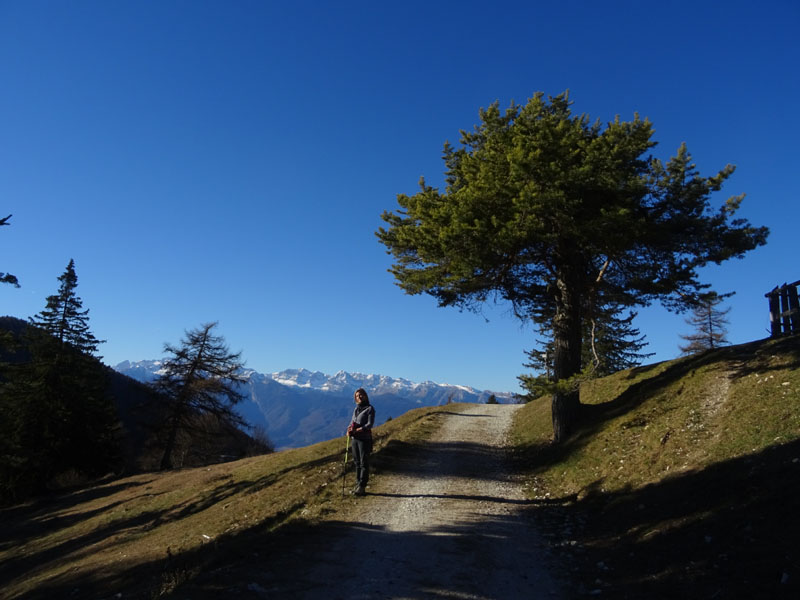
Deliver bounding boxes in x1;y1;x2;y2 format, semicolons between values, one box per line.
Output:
113;360;165;382
113;362;515;449
264;367;486;398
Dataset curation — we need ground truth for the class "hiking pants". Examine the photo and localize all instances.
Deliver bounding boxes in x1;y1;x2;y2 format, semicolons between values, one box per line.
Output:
351;437;372;487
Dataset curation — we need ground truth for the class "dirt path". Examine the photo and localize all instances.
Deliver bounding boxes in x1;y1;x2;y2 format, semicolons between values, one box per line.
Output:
248;404;561;599
183;404;561;599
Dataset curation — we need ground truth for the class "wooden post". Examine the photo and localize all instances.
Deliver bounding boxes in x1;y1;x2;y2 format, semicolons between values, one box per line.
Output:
788;286;800;334
781;286;791;335
767;286;781;337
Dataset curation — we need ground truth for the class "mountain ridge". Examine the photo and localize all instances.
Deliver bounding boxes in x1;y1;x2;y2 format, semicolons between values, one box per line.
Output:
114;360;515;448
114;360;504;394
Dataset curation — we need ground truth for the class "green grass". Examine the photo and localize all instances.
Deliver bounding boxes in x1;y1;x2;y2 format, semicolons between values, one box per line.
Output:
511;335;800;598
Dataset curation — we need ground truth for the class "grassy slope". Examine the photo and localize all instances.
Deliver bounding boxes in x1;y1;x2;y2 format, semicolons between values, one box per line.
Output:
511;334;800;599
0;404;451;599
2;336;798;599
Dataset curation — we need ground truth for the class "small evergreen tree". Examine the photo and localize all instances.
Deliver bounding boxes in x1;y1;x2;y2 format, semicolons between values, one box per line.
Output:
150;323;247;470
30;259;103;354
1;214;19;287
679;292;732;355
486;394;498;404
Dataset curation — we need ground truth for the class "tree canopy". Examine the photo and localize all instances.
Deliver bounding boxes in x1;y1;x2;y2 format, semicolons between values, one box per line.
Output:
377;91;768;442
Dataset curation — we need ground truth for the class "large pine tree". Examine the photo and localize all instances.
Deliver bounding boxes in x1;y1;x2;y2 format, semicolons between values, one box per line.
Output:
378;92;768;442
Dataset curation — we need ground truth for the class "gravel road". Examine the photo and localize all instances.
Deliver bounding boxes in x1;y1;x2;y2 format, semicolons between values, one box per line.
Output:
250;403;562;599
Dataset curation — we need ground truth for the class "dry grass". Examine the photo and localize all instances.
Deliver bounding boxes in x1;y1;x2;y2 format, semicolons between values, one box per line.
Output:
511;335;800;598
0;403;456;599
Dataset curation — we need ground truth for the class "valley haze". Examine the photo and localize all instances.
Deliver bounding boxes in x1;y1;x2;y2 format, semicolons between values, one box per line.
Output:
114;361;514;449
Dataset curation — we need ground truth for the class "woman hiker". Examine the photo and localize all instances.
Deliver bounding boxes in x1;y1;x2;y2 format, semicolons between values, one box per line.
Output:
348;387;375;496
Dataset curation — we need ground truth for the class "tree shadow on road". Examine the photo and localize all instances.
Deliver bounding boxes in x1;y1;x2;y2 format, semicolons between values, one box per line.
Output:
372;439;513;483
368;491;537;505
165;510;563;599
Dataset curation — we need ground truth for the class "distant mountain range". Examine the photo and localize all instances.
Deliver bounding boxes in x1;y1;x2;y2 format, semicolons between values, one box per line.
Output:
113;361;515;449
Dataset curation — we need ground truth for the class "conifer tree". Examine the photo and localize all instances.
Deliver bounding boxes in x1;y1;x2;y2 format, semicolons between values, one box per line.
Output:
679;292;732;355
30;259;103;354
150;323;247;470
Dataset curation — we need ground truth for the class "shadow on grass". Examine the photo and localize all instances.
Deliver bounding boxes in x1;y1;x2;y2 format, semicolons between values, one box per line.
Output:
0;446;348;599
7;498;310;600
725;334;800;380
0;477;156;524
524;438;800;599
0;474;276;594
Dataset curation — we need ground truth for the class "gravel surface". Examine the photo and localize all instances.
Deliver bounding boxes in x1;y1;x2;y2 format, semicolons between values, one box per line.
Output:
251;404;562;599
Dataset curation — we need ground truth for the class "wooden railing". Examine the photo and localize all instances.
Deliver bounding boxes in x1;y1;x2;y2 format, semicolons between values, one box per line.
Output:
766;280;800;337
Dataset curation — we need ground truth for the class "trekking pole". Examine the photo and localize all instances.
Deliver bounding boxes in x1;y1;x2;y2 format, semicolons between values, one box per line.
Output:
341;431;350;498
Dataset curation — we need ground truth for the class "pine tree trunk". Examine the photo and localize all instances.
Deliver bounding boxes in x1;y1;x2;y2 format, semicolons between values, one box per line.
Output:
160;382;194;471
550;267;583;443
159;413;180;471
552;388;580;443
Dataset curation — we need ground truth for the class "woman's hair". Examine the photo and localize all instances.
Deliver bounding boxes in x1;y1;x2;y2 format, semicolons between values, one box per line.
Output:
355;388;369;403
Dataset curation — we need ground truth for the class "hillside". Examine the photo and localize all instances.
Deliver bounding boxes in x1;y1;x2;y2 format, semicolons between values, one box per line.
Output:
512;334;800;598
0;335;797;598
0;404;474;599
0;316;266;480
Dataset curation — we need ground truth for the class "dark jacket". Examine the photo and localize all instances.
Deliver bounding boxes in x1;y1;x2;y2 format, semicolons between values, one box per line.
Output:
350;402;375;440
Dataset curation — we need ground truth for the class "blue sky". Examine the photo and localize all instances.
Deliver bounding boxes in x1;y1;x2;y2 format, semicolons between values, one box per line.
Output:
1;1;797;393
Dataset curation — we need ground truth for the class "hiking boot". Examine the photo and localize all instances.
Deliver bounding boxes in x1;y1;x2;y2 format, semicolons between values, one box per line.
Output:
352;484;366;496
